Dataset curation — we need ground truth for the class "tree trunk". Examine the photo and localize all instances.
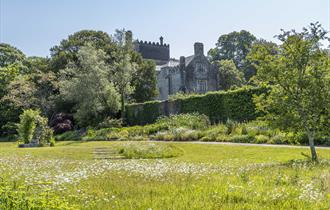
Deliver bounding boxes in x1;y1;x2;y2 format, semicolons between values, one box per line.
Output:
121;92;125;120
307;131;318;161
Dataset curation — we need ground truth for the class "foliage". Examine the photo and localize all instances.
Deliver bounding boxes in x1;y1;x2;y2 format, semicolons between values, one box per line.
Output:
55;130;82;141
208;30;256;80
0;44;29;136
0;179;74;210
131;59;158;102
249;22;330;160
118;142;183;159
111;29;137;118
59;45;120;127
2;70;58;119
155;113;210;130
126;86;267;125
50;30;118;71
17;109;37;144
25;56;51;73
0;43;26;69
218;59;245;90
17;109;54;146
168;91;199;101
97;117;123;129
49;113;74;134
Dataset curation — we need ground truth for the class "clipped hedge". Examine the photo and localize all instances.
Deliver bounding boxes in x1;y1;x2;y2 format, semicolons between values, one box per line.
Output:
126;86;267;125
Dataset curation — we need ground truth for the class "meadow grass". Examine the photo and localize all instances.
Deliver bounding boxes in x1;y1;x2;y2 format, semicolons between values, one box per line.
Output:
0;141;329;209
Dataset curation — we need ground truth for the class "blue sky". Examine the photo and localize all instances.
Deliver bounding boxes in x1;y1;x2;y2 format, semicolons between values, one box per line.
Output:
1;0;329;58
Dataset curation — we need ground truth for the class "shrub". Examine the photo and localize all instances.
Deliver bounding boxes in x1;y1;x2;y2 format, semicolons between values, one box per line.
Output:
155;113;210;130
97;117;123;129
225;119;237;135
17;109;38;144
55;130;82;141
254;135;269;144
118;142;183;159
215;134;231;142
202;124;227;140
241;125;248;135
229;135;254;143
268;133;287;144
17;109;54;146
126;86;267;125
49;113;74;134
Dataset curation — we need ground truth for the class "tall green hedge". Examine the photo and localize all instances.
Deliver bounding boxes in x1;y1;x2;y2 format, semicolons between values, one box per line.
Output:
126;86;267;125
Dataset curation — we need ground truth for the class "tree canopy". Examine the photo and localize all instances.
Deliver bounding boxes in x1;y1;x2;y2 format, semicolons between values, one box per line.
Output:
217;59;245;90
208;30;256;80
249;22;330;161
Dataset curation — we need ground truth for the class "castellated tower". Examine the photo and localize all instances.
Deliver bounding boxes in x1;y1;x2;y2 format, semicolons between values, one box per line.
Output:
134;37;170;65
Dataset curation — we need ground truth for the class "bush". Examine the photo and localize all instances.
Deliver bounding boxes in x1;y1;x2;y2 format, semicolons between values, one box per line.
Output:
118;142;183;159
17;109;55;146
49;113;74;134
97;117;123;129
229;135;254;143
268;133;287;144
126;86;268;125
215;134;231;142
155;113;210;130
17;109;38;144
225;119;237;135
55;130;82;141
254;135;269;144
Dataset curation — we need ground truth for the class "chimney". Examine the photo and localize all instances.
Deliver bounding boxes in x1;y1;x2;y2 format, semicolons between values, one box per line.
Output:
160;36;164;45
179;56;185;68
194;42;204;56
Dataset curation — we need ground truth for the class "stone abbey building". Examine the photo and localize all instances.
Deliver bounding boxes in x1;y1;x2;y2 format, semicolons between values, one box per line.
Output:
134;37;218;100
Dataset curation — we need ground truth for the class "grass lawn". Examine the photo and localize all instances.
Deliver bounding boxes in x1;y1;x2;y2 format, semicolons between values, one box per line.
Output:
0;141;329;209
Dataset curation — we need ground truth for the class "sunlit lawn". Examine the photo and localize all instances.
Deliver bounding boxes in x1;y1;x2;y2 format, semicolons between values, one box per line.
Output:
0;141;329;209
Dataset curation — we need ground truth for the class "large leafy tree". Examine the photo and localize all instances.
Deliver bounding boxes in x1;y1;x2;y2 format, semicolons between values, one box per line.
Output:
208;30;256;80
0;43;29;135
3;71;58;118
0;43;26;67
131;59;158;103
249;23;330;161
59;44;120;126
111;29;137;119
26;56;51;73
50;30;118;71
218;59;245;90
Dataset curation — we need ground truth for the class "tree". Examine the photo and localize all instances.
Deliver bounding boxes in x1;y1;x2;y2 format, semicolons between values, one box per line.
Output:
0;43;29;135
0;43;26;67
50;30;118;71
208;30;256;80
249;22;330;161
3;70;58;118
59;44;120;126
218;59;245;90
112;29;137;119
131;59;158;102
26;56;51;73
